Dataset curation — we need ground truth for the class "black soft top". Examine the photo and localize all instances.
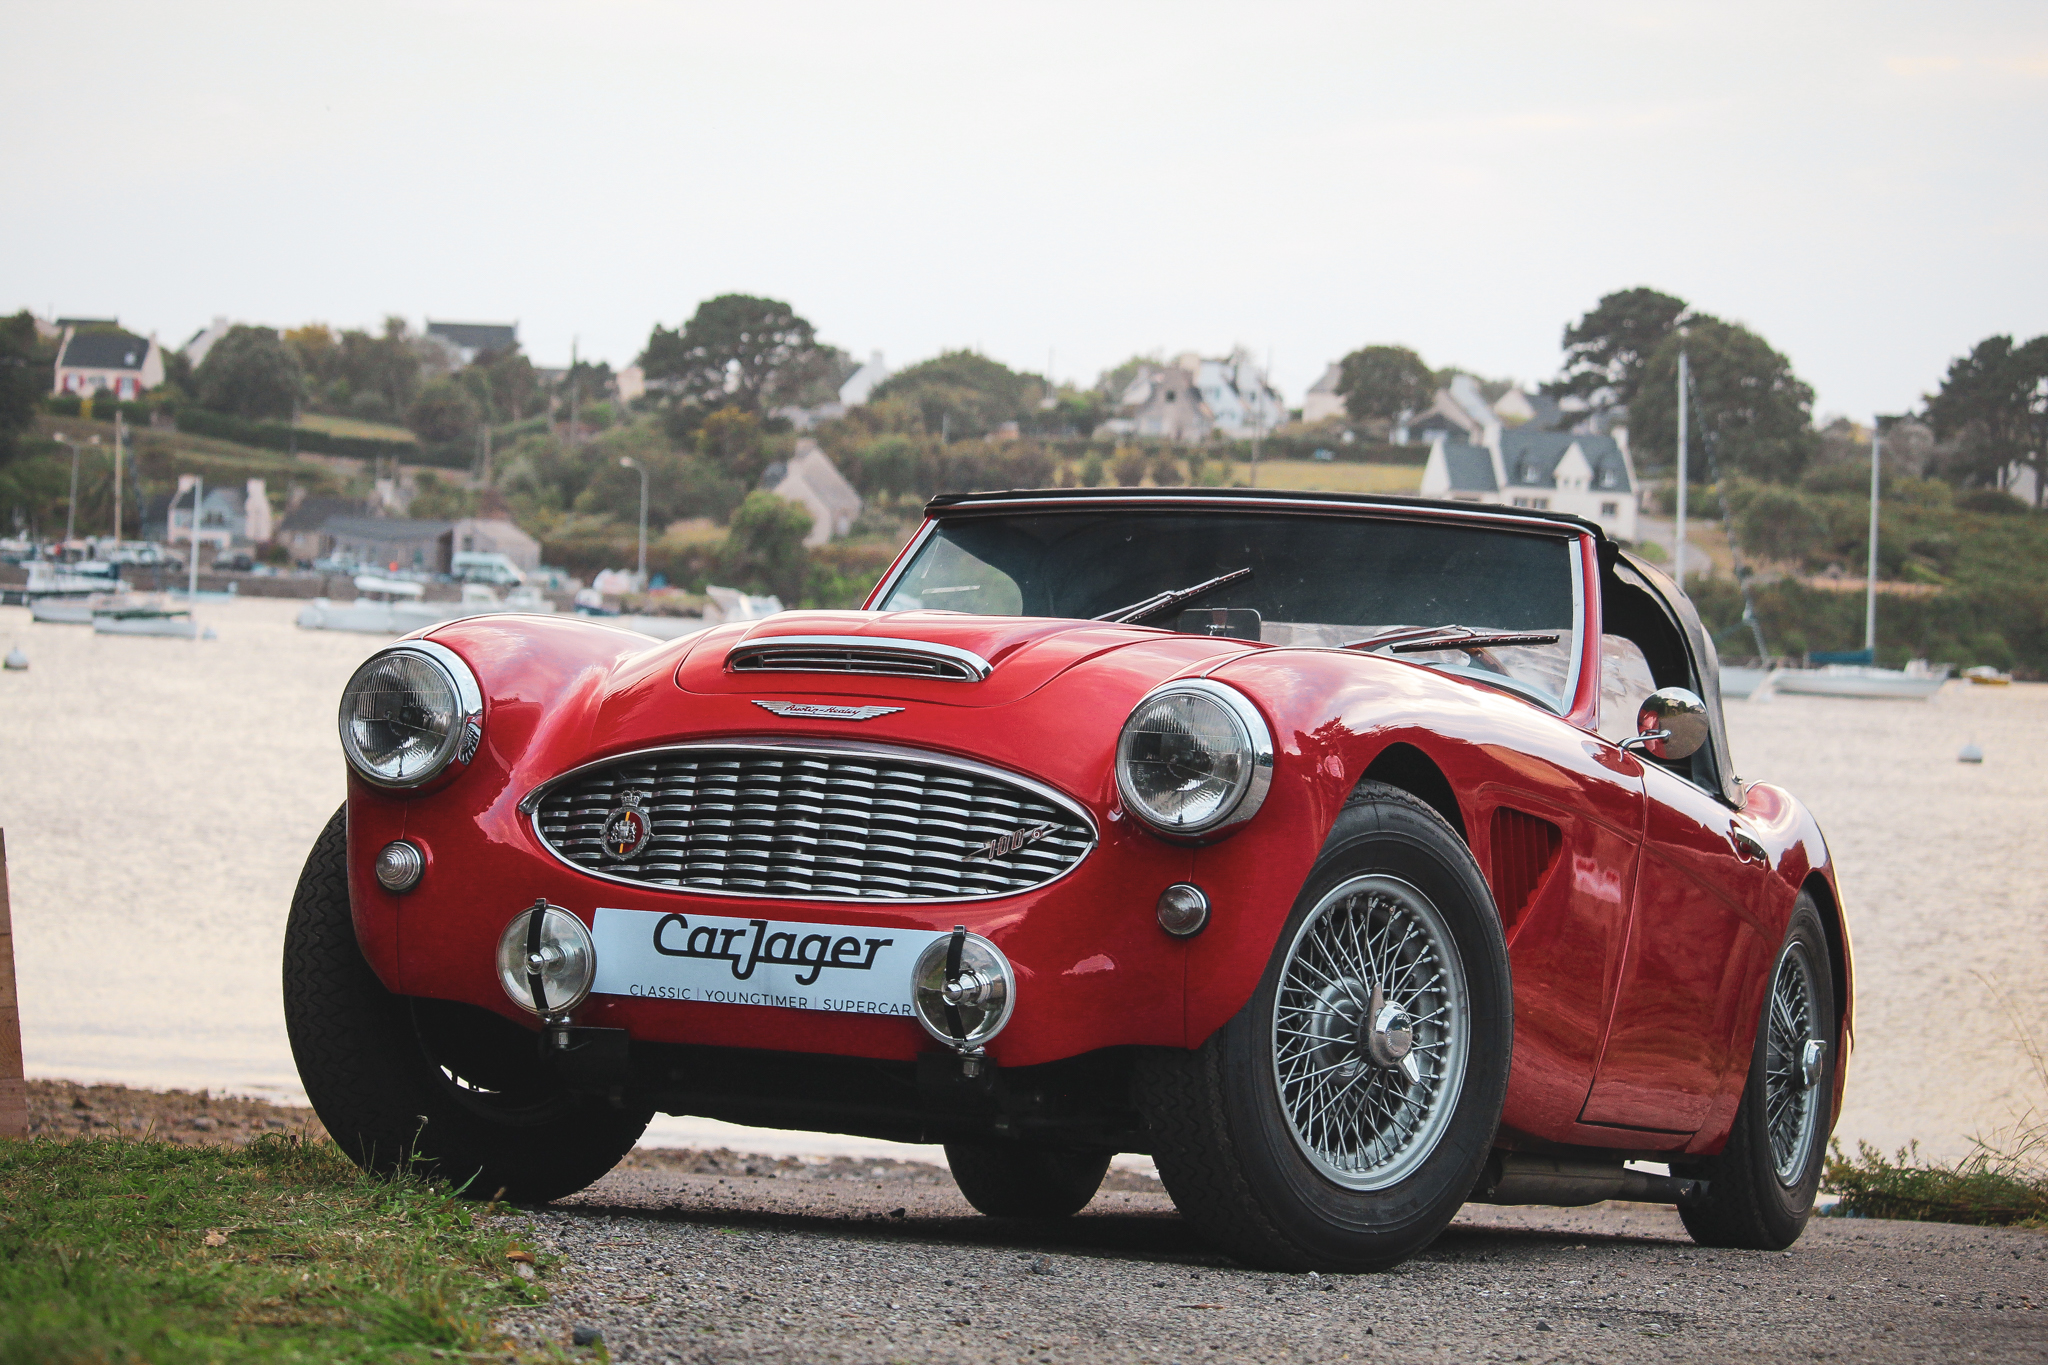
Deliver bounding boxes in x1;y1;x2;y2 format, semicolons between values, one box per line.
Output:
923;485;1610;540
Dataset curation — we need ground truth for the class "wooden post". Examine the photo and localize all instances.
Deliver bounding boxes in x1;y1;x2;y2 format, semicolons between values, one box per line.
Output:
0;830;24;1138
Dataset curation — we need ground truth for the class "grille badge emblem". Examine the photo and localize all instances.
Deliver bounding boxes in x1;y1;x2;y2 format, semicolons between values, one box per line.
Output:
966;822;1054;862
752;700;905;721
599;789;653;861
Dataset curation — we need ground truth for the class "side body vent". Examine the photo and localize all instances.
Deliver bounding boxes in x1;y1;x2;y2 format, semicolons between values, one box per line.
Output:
727;635;992;682
1489;806;1562;934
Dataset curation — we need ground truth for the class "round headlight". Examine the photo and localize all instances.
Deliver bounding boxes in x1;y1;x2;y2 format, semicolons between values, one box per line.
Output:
496;902;596;1016
1115;680;1274;837
337;642;482;788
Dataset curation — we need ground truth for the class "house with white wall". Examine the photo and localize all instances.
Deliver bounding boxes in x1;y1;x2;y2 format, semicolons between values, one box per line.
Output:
1420;425;1639;542
53;327;164;399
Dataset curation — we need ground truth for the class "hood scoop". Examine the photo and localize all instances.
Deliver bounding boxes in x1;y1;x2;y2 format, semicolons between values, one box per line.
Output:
726;634;993;682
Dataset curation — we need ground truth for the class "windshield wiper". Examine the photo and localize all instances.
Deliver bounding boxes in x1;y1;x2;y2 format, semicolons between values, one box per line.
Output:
1343;624;1560;653
1094;566;1253;625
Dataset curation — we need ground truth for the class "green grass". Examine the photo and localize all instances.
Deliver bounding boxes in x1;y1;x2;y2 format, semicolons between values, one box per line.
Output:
1823;1139;2048;1227
0;1135;574;1364
293;413;418;443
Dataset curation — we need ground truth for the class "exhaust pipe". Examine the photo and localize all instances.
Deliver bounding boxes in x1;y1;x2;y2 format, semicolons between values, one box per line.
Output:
1470;1152;1707;1207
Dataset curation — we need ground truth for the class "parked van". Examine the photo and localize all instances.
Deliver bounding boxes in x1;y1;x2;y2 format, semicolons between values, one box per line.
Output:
451;551;526;587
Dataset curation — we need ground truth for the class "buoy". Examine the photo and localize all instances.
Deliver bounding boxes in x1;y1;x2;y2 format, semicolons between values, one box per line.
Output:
1958;740;1984;764
3;645;25;671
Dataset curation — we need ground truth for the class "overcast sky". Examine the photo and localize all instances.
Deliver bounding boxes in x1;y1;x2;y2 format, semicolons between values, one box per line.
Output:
5;2;2043;421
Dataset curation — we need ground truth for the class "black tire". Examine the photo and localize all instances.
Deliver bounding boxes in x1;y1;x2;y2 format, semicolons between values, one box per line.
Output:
944;1140;1112;1218
283;804;650;1202
1142;782;1512;1270
1679;894;1836;1250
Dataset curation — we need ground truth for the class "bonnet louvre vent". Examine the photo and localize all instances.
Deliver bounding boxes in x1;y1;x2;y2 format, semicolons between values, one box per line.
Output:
726;635;992;682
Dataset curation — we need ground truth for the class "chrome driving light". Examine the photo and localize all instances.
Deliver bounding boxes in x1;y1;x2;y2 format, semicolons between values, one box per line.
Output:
1156;883;1211;937
912;928;1016;1053
496;901;596;1016
1114;679;1274;837
337;641;483;789
374;840;425;892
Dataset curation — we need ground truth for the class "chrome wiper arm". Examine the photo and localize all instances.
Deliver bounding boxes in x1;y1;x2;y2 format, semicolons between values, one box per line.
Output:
1342;624;1470;652
1093;566;1253;625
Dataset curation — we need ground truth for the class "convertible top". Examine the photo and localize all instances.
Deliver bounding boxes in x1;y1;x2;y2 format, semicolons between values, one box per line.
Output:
924;486;1611;541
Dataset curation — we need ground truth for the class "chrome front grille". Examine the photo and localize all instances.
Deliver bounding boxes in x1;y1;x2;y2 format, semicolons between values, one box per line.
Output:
529;743;1094;901
725;635;992;681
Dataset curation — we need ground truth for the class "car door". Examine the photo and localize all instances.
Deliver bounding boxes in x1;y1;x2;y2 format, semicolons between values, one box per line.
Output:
1578;765;1765;1133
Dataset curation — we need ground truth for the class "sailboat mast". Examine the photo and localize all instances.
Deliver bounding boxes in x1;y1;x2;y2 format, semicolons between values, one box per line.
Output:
1865;420;1881;655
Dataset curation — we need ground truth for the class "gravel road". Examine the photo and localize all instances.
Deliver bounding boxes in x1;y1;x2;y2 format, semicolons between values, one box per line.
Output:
496;1150;2046;1364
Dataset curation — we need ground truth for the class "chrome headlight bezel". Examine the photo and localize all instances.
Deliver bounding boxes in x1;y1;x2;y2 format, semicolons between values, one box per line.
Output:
1114;678;1274;840
337;640;484;790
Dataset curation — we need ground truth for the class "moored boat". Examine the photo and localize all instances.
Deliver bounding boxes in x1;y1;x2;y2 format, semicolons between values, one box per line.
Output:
1772;660;1949;700
1719;664;1775;699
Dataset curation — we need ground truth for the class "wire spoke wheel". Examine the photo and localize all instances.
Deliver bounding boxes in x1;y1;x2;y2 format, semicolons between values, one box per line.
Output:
1764;940;1822;1184
1270;873;1470;1191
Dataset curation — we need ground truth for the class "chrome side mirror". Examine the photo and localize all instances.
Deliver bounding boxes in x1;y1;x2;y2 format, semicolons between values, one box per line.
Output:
1620;687;1710;762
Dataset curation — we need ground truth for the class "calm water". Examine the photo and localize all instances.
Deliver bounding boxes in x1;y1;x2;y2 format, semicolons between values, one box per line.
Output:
2;597;2043;1160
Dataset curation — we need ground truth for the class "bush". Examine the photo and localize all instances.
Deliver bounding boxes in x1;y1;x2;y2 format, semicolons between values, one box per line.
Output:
717;490;814;601
1112;450;1147;486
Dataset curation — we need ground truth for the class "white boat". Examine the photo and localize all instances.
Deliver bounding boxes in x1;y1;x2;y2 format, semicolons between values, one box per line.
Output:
30;589;133;624
1772;660;1950;700
1719;665;1775;699
616;615;712;642
92;607;211;640
296;596;465;635
3;561;120;606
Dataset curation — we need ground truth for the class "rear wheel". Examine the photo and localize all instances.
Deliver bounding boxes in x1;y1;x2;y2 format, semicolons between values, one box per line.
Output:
1144;782;1512;1270
1679;894;1836;1249
944;1140;1112;1218
282;804;649;1202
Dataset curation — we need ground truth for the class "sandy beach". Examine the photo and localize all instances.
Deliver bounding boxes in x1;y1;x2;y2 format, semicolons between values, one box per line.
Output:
1;594;2042;1162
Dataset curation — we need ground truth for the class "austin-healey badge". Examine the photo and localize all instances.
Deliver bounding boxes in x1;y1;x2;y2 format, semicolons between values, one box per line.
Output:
599;789;653;861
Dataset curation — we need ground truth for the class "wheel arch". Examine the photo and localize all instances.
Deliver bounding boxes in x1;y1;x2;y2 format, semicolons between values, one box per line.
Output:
1357;742;1468;844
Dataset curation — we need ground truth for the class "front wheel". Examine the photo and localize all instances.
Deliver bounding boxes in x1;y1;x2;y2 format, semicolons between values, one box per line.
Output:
1144;782;1513;1270
282;805;650;1202
1679;894;1837;1249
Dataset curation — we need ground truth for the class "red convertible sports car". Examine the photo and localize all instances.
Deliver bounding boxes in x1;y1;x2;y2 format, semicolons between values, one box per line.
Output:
285;487;1851;1270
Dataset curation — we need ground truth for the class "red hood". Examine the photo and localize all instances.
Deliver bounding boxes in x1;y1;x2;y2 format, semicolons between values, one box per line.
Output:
674;609;1250;707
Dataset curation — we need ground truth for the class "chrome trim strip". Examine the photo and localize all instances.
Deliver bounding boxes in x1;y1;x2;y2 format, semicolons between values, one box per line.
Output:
1563;536;1588;718
726;634;993;681
518;737;1099;903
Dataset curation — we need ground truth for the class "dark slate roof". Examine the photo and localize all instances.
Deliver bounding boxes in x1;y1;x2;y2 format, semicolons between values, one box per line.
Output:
61;331;150;371
426;321;517;354
1498;429;1631;492
1518;392;1565;430
279;497;368;533
1440;442;1498;492
321;516;453;542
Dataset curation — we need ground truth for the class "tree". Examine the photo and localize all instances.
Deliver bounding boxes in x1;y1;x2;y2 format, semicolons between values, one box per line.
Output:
717;489;813;601
1548;287;1692;411
1924;335;2048;507
0;312;43;463
696;405;772;486
762;344;854;411
194;325;303;420
640;295;816;412
869;350;1042;439
1631;318;1817;483
1336;345;1435;424
849;434;924;504
406;378;482;444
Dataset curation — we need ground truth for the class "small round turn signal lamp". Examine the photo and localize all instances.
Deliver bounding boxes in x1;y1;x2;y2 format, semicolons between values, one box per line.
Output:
373;840;425;893
1156;883;1210;937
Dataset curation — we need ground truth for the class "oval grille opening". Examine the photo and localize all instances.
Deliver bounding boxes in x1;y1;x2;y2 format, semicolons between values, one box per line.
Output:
532;745;1093;901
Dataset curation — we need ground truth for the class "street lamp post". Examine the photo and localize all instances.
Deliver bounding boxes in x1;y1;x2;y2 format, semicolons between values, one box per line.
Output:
620;456;648;590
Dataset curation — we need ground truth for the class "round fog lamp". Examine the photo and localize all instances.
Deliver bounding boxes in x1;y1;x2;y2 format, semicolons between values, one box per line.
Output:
1156;883;1210;937
496;903;596;1015
373;840;424;893
912;930;1016;1051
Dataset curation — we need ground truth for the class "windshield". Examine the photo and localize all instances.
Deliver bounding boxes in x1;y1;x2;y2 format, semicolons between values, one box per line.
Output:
877;510;1583;709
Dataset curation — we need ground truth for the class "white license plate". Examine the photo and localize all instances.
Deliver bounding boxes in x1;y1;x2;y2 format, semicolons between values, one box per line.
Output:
589;907;947;1017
